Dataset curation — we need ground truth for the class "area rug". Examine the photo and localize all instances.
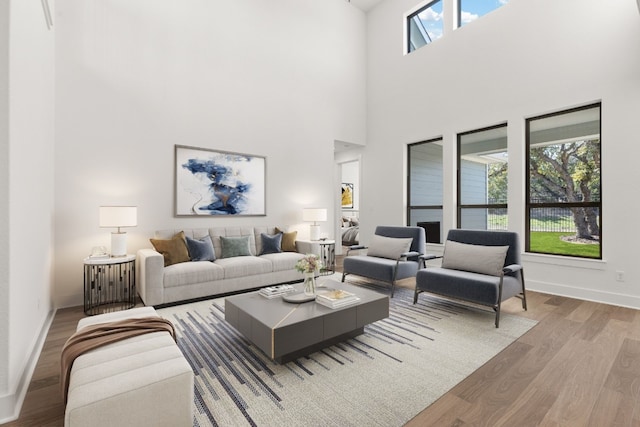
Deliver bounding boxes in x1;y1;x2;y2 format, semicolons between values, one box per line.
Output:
157;277;537;427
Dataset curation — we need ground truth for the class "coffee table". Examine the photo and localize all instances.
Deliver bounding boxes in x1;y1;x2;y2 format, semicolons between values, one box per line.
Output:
224;279;389;363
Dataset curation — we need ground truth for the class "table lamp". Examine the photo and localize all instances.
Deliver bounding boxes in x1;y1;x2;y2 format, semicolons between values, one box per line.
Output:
99;206;137;257
302;208;327;241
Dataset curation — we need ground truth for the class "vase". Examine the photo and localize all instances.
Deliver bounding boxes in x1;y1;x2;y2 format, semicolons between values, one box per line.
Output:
303;272;316;296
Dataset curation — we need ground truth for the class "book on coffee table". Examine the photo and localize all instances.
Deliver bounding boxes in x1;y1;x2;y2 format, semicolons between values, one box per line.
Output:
259;284;295;299
315;289;360;309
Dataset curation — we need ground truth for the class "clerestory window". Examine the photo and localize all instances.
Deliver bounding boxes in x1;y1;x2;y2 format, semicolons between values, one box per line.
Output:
407;0;444;53
458;0;509;28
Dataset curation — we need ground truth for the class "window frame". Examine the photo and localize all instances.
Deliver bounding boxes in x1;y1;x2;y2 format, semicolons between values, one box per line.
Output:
407;137;444;243
456;123;508;229
525;102;602;259
406;0;443;54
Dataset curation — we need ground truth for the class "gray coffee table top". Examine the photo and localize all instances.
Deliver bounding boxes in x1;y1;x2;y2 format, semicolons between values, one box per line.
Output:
225;279;389;362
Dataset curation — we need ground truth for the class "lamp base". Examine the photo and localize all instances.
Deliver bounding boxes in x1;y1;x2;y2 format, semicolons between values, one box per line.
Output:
111;232;127;257
310;225;320;241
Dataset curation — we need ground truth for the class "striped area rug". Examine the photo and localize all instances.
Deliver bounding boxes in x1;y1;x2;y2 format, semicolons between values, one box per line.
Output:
157;277;536;427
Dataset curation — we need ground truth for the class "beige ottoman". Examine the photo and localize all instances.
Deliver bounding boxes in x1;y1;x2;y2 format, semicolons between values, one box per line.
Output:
64;307;194;427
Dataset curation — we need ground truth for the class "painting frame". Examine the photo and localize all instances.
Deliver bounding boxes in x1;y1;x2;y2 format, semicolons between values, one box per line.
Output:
175;145;266;217
341;182;354;209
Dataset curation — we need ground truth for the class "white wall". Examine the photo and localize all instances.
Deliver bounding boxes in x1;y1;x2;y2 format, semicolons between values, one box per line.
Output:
54;0;367;307
365;0;640;307
0;0;56;421
0;0;9;409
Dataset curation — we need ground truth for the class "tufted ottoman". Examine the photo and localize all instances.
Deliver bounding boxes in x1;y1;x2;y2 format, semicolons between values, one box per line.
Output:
64;307;194;427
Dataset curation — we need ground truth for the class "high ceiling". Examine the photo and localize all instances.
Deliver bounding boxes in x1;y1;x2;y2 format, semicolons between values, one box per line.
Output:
348;0;384;12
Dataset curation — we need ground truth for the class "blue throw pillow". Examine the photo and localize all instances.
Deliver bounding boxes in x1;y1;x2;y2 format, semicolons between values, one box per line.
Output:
260;232;283;255
220;236;252;258
185;235;216;262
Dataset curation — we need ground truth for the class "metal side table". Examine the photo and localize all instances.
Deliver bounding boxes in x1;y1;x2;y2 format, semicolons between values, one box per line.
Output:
83;254;136;315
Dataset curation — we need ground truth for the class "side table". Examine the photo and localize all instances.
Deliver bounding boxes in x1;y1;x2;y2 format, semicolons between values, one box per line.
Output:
318;240;336;275
296;239;336;276
83;254;136;315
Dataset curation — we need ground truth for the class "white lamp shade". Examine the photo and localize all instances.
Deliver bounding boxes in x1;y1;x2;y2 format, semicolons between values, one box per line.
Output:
99;206;137;228
302;208;327;223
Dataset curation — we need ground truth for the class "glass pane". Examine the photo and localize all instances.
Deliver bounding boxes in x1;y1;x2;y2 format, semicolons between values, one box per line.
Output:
459;125;508;206
529;207;600;258
408;0;443;53
529;105;601;204
460;208;507;231
409;141;443;206
409;209;443;244
459;0;509;27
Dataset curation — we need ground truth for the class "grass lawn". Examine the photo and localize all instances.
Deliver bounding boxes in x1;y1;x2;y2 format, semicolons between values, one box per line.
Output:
530;232;600;258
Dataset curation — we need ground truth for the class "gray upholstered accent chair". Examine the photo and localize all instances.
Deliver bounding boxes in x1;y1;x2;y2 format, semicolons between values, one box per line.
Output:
413;229;527;328
341;226;427;297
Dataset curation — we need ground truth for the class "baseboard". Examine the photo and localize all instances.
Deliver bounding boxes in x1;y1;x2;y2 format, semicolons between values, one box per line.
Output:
529;279;640;309
0;308;56;423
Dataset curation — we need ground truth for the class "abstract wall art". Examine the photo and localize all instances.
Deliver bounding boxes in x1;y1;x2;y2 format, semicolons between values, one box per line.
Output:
175;145;266;216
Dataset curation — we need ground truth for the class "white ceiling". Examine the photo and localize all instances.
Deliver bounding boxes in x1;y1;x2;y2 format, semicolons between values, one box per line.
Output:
348;0;384;12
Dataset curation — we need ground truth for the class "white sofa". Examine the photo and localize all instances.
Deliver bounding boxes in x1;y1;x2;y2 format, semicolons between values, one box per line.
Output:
137;226;307;306
65;307;193;427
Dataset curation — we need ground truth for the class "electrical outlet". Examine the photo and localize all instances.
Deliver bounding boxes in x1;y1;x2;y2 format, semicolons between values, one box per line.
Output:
615;271;625;282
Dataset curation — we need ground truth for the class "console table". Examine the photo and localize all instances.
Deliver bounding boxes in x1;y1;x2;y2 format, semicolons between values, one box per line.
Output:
83;255;136;315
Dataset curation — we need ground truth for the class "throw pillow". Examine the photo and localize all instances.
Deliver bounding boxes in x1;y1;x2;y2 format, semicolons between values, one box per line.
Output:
185;235;216;262
441;240;508;276
220;236;252;258
275;227;298;252
366;235;413;260
150;231;191;267
260;232;282;255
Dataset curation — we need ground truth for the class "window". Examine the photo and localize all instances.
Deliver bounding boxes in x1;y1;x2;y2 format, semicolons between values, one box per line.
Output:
408;138;444;243
407;0;444;53
457;124;508;230
526;103;601;259
458;0;509;28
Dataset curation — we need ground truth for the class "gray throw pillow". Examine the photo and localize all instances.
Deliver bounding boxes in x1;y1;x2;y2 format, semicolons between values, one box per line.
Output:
260;232;282;255
220;236;252;258
185;235;216;262
441;240;508;276
366;235;413;260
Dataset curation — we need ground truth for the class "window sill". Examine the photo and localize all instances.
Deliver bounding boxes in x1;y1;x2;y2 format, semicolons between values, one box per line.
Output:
521;252;607;271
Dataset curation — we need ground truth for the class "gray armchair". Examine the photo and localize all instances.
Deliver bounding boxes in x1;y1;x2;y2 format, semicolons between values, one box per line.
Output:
341;226;427;297
413;229;527;328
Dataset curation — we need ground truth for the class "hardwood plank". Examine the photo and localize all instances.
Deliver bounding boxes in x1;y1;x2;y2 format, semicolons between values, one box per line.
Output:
7;261;640;426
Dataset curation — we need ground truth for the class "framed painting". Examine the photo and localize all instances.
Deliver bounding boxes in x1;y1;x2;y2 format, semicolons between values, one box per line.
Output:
175;145;266;216
341;183;354;209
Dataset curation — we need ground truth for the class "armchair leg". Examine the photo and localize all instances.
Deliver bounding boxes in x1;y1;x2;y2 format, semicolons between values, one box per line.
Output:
520;270;528;311
413;288;419;304
341;272;347;283
495;304;501;328
390;282;395;298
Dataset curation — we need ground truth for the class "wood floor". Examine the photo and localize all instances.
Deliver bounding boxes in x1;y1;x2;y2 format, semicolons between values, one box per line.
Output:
8;264;640;426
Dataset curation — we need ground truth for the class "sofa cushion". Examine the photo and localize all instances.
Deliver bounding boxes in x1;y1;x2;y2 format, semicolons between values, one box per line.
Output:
150;231;191;266
260;232;282;255
163;261;224;288
275;227;298;252
215;256;272;279
366;235;413;260
185;235;216;262
259;252;306;272
441;240;508;276
220;236;252;258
